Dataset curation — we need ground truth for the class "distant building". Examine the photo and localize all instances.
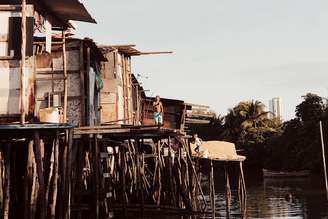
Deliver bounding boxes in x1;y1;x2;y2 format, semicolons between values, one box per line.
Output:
269;97;283;120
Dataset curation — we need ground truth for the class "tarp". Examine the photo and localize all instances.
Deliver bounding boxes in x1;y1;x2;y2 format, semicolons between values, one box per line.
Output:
191;141;246;161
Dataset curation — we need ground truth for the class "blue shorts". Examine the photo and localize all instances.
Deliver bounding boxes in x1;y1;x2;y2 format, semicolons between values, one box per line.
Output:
154;112;163;124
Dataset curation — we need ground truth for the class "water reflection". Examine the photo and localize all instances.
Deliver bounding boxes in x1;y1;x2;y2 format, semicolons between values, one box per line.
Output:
141;174;328;219
206;174;328;219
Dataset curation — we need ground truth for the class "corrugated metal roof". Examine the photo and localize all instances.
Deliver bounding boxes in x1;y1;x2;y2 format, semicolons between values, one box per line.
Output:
0;0;96;27
99;44;173;56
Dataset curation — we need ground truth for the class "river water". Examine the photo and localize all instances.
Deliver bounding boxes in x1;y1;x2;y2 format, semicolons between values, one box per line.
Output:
205;172;328;219
143;172;328;219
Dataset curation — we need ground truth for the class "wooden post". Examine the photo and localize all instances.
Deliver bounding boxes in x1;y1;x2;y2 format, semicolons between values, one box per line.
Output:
120;143;127;218
63;30;68;122
224;164;231;219
135;139;144;215
3;143;11;219
168;137;176;206
33;131;46;219
86;47;91;125
46;140;55;211
24;140;33;218
50;135;59;219
210;160;215;218
66;129;73;219
320;121;328;200
79;43;86;125
94;134;100;219
239;161;247;218
20;0;27;124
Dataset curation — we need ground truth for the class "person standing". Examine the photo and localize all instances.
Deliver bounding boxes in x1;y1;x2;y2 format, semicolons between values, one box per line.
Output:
193;133;202;153
153;95;164;126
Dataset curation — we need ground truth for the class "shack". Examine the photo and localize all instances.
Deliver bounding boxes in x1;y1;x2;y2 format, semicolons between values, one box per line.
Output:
0;1;96;219
143;97;186;131
0;0;96;124
99;45;172;126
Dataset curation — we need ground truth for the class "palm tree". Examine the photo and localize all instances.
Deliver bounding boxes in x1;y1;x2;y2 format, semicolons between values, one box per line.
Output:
222;100;280;145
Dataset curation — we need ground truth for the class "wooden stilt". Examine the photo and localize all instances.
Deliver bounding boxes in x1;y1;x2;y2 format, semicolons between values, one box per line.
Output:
168;137;176;206
224;164;231;219
239;162;247;218
33;131;46;219
120;143;127;218
94;134;100;219
50;135;59;219
3;143;11;219
320;121;328;200
24;141;33;219
67;129;73;219
210;160;215;218
30;144;38;219
46;139;55;212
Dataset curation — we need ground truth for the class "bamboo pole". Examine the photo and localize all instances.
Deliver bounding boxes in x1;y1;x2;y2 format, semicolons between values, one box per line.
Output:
67;130;73;219
210;160;215;218
50;135;59;219
320;121;328;200
94;134;100;219
63;30;68;122
33;131;46;219
168;137;176;206
20;0;27;124
0;151;4;212
3;143;11;219
30;146;38;219
239;161;247;218
46;140;55;210
24;140;33;218
120;143;127;218
224;164;231;219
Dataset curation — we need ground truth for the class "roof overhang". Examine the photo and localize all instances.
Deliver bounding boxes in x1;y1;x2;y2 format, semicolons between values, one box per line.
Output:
0;0;96;28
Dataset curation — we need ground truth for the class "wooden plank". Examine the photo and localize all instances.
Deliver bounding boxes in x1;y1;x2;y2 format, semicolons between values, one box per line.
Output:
0;5;21;11
35;76;67;81
73;128;131;135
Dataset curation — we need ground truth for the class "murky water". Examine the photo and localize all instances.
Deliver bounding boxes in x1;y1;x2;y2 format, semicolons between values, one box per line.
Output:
141;172;328;219
205;173;328;219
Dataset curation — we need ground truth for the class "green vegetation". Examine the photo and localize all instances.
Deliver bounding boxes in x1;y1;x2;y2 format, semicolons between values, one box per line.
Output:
220;100;281;167
206;93;328;171
264;93;328;171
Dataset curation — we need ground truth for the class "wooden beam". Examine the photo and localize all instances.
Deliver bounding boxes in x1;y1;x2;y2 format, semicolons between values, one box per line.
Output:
20;0;27;124
63;31;68;123
139;51;173;55
0;5;21;11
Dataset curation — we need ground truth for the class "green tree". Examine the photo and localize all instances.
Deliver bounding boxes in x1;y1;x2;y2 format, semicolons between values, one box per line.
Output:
264;93;326;171
221;100;281;167
222;100;281;146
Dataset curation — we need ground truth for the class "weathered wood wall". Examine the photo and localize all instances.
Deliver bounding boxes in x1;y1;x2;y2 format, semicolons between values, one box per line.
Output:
100;49;140;125
142;97;186;130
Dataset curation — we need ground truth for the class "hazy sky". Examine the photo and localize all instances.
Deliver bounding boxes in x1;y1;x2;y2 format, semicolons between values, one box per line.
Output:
77;0;328;119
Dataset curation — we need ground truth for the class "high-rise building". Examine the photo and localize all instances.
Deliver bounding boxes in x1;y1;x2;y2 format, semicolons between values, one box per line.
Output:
269;97;283;120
